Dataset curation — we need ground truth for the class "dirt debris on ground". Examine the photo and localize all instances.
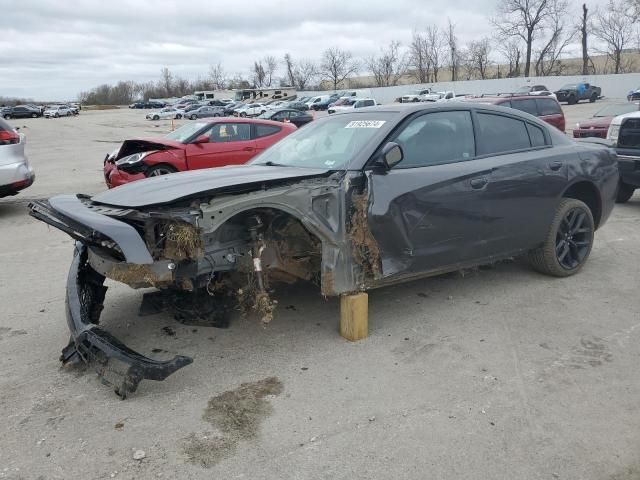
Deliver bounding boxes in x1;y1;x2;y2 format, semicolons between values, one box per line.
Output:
182;377;283;467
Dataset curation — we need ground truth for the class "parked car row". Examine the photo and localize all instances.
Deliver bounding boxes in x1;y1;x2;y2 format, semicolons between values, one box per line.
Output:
2;103;80;119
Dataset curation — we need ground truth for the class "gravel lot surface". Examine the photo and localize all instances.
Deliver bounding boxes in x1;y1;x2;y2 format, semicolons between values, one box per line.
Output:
1;100;640;480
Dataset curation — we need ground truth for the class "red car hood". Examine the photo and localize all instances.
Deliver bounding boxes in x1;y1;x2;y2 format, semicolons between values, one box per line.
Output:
578;116;612;129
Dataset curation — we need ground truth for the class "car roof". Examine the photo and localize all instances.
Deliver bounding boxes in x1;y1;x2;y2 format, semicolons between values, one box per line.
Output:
463;94;553;104
613;110;640;122
199;117;296;128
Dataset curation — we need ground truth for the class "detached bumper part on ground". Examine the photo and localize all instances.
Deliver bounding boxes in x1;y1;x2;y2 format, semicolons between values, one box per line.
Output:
63;243;192;398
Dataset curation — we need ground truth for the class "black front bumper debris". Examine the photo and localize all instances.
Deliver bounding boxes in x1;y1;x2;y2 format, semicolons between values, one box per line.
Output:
63;243;192;398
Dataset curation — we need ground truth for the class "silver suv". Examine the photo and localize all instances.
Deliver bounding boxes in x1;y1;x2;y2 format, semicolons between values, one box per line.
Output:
0;117;34;198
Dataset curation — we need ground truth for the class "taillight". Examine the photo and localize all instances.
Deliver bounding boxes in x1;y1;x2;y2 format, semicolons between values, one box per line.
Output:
0;130;19;145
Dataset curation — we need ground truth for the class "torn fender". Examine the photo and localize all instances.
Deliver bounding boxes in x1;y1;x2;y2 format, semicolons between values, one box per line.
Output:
63;243;192;398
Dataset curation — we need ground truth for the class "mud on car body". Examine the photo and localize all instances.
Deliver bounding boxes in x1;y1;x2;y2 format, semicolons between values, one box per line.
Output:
30;103;618;397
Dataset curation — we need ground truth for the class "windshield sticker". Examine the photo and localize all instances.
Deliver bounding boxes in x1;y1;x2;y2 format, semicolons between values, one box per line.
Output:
345;120;386;129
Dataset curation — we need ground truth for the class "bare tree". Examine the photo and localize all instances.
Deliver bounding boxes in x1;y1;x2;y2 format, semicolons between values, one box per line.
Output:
493;0;556;77
592;0;635;74
366;41;407;87
500;40;522;77
160;67;173;96
293;60;318;90
425;26;446;82
263;55;278;87
283;53;295;86
580;4;591;75
409;30;430;83
446;19;459;82
251;61;266;87
320;47;359;90
208;62;226;89
467;38;492;79
534;0;573;76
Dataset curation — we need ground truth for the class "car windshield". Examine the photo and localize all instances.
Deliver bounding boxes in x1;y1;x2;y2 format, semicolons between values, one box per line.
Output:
250;113;392;169
165;122;207;143
594;104;638;117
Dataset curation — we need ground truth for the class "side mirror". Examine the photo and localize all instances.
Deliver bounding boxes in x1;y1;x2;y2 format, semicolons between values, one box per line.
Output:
379;142;403;169
193;134;209;144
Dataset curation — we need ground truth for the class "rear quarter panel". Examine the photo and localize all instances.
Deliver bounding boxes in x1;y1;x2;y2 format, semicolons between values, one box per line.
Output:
570;143;618;228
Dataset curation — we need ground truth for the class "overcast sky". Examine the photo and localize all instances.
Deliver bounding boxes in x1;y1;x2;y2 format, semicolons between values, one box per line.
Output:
1;0;599;100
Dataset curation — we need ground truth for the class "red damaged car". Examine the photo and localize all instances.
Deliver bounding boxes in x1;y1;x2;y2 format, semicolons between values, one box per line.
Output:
104;118;296;187
573;103;640;139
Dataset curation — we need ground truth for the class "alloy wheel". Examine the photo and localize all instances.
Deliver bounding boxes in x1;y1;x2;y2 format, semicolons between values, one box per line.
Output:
555;207;593;270
148;167;174;176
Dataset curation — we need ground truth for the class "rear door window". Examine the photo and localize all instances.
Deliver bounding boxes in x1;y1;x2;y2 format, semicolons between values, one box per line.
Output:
476;112;531;155
511;99;538;116
255;124;282;138
526;123;547;147
537;98;562;116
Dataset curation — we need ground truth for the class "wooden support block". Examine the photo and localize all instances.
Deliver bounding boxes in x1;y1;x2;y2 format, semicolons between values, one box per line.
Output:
340;292;368;342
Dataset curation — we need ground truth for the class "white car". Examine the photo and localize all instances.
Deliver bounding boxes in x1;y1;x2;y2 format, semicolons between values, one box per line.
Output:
44;105;74;118
306;95;330;109
327;98;377;114
0;118;34;198
234;103;266;117
401;89;432;103
145;107;184;121
607;110;640;143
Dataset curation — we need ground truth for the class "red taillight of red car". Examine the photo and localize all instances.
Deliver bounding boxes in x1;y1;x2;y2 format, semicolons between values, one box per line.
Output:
0;130;19;145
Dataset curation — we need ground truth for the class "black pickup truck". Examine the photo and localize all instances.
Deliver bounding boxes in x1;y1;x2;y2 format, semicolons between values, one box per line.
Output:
554;83;602;105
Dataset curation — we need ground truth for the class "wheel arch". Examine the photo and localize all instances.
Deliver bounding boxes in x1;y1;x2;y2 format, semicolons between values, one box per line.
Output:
203;202;347;296
561;180;602;228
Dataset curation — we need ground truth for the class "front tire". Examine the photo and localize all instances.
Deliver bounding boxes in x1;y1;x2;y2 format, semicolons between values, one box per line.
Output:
616;182;635;203
31;113;37;118
3;114;10;119
145;165;177;178
176;114;182;119
190;114;197;120
240;112;247;117
568;95;577;105
153;115;159;121
589;93;597;103
412;98;419;103
527;198;594;277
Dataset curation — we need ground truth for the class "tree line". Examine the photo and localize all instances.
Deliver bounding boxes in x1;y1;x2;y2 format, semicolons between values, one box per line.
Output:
76;0;639;105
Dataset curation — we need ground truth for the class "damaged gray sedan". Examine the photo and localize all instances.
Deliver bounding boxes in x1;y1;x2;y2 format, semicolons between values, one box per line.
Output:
29;103;618;397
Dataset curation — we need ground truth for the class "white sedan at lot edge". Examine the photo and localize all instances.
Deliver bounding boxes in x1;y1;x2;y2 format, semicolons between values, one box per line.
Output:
145;107;185;120
328;98;378;114
234;103;267;117
44;105;75;118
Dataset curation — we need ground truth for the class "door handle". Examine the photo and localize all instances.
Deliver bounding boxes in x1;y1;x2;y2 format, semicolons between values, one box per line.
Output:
549;161;563;171
470;177;489;189
243;147;255;152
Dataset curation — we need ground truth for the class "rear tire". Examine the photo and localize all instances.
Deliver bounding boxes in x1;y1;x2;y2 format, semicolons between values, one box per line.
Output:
616;182;635;203
31;113;37;118
240;112;247;117
3;114;10;119
527;198;594;277
412;98;419;103
145;165;177;178
153;115;159;121
176;114;182;119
